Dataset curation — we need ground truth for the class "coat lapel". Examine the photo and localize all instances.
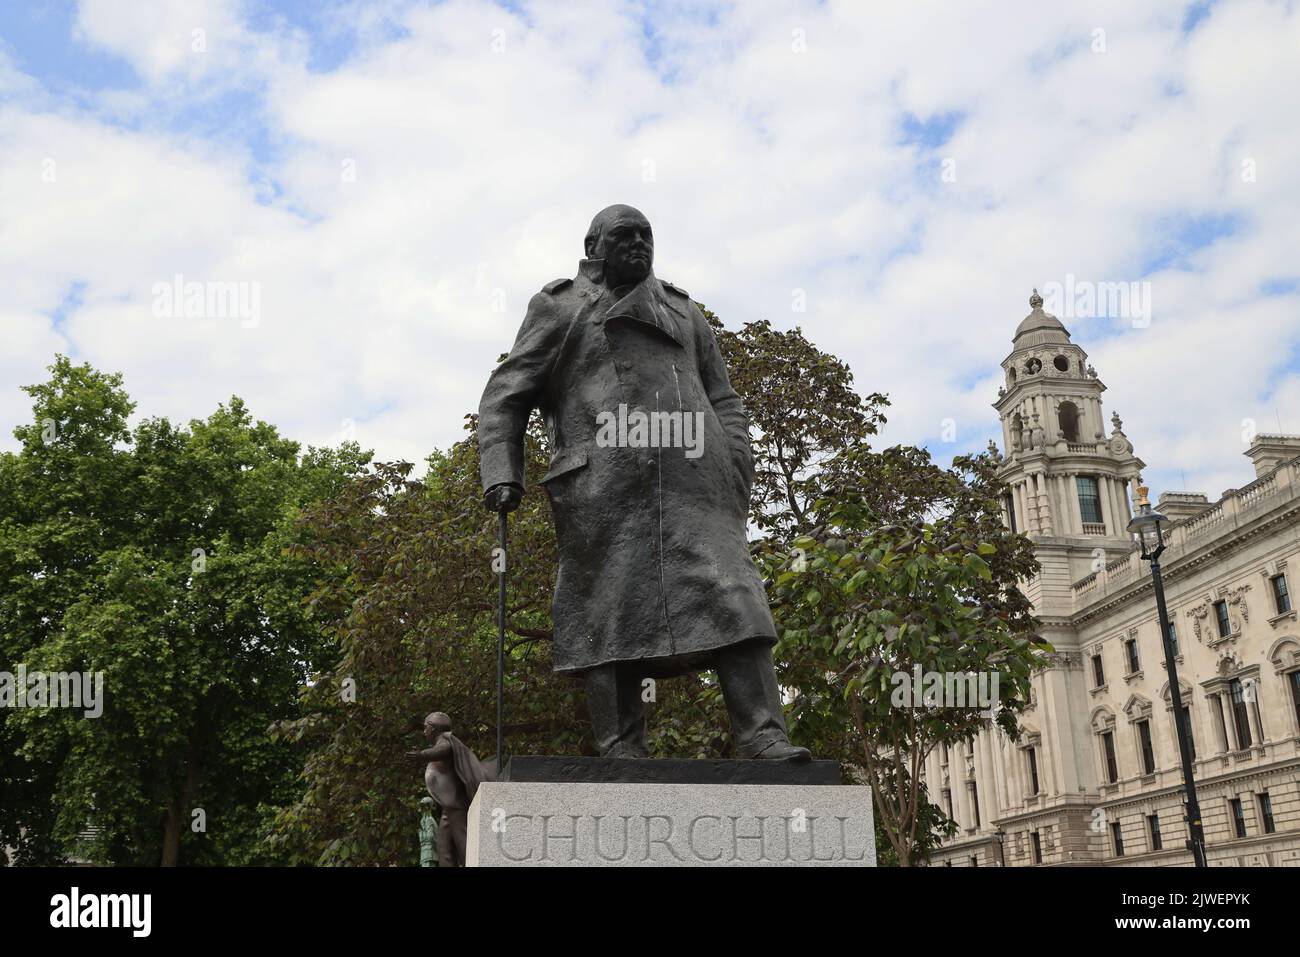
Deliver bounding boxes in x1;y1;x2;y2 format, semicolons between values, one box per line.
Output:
603;275;685;347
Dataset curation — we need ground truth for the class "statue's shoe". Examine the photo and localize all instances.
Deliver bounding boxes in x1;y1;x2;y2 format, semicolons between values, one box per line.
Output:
741;739;812;762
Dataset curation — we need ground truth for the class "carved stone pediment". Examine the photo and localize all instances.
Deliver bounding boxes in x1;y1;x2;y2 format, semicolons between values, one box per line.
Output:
1122;694;1153;721
1090;707;1116;733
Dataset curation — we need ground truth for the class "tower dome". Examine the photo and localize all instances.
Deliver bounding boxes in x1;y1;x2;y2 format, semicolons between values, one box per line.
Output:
1013;289;1071;348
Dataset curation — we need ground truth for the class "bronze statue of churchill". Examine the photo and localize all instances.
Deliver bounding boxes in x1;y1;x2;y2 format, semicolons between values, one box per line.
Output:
478;204;809;762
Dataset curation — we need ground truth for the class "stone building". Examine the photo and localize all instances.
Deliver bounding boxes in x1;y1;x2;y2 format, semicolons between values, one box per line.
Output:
924;291;1300;867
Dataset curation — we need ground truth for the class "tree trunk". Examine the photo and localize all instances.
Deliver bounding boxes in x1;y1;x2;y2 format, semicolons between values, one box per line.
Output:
160;748;200;867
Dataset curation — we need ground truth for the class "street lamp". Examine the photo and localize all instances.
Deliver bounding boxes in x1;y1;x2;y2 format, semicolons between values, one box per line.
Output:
1127;483;1208;867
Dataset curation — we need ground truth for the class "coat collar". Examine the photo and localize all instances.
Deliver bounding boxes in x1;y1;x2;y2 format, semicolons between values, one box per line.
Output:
577;260;685;347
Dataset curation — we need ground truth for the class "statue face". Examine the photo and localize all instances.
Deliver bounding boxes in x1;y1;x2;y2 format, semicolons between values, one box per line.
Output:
596;211;654;288
424;712;451;739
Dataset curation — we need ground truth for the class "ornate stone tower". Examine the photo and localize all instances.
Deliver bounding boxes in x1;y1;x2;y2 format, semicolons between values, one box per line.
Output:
992;290;1145;625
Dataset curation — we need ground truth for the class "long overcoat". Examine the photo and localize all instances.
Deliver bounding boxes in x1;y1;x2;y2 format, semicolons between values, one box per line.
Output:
477;260;776;676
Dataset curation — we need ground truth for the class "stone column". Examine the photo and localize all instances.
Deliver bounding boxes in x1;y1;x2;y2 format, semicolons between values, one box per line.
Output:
1247;689;1265;747
1019;482;1037;534
1210;694;1229;752
1067;472;1084;531
1114;477;1128;530
980;732;998;823
1056;475;1073;535
955;748;972;828
993;734;1009;809
1037;473;1054;535
1098;475;1115;534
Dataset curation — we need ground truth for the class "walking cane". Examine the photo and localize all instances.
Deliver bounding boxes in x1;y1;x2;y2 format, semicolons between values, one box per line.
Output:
496;508;507;774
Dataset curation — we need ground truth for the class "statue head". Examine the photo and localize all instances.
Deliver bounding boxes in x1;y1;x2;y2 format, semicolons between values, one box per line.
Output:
584;204;653;290
423;711;452;739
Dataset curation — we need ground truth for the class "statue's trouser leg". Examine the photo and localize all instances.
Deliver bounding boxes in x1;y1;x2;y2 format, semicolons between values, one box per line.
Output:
445;807;469;866
585;662;647;756
437;808;459;867
716;639;791;757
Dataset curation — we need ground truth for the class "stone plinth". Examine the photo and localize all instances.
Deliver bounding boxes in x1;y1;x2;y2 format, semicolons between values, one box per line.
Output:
467;778;875;867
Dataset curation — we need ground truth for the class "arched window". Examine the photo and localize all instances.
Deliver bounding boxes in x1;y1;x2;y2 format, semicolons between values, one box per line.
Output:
1058;401;1080;442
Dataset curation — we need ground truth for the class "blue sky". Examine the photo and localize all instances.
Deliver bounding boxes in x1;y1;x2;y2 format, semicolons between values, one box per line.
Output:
1;0;1298;505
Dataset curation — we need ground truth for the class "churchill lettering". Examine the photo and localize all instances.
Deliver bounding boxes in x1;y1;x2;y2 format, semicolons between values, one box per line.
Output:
484;805;871;865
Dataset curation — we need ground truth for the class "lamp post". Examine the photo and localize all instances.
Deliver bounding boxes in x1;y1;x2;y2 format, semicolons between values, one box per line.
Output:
1127;484;1207;868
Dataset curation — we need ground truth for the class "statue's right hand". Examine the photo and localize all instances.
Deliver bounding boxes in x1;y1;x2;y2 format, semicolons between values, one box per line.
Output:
485;483;523;514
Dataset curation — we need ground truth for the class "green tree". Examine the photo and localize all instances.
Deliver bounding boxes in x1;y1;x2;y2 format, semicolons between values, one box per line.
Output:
708;313;887;535
0;357;367;864
267;420;595;866
762;443;1047;865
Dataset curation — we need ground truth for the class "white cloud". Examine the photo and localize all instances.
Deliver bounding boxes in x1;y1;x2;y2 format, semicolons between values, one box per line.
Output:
0;0;1297;505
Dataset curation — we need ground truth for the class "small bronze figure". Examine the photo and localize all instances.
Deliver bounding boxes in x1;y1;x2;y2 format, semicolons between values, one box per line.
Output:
405;712;493;867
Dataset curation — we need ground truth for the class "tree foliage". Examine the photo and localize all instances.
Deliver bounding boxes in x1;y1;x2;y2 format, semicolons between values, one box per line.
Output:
0;356;367;864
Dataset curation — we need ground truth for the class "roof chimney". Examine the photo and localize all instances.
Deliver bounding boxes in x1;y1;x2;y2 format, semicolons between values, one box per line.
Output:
1245;434;1300;479
1157;491;1211;522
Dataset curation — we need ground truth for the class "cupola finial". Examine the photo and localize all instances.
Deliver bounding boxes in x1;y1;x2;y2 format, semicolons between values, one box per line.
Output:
1029;288;1043;309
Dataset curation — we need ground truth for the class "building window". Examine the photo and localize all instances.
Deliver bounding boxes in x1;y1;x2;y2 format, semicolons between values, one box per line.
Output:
1229;679;1253;749
1026;747;1040;795
970;855;979;867
1272;574;1291;614
1124;638;1140;675
1136;720;1156;774
1290;671;1300;731
1148;814;1162;851
1077;476;1103;526
1111;821;1124;857
1091;653;1105;688
944;788;953;820
1230;798;1247;839
970;781;981;828
1214;600;1232;638
1167;621;1179;657
1031;830;1043;864
942;742;949;764
1180;705;1196;762
1005;494;1018;533
1258;793;1276;834
1101;731;1118;783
